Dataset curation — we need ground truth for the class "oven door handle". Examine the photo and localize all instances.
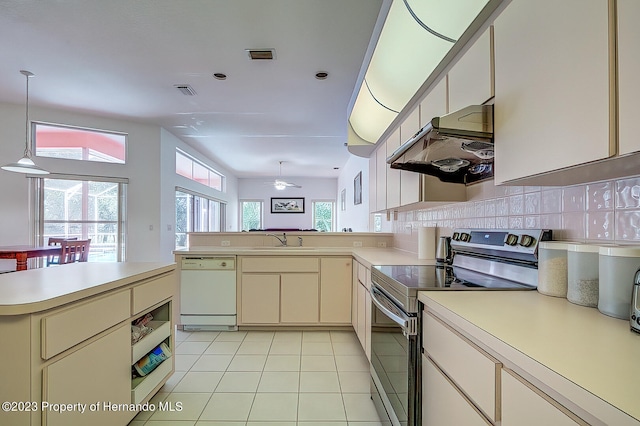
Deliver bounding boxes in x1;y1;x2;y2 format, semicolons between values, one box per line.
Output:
370;286;417;336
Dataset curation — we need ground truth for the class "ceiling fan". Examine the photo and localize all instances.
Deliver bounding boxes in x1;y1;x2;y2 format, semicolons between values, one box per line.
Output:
264;161;301;190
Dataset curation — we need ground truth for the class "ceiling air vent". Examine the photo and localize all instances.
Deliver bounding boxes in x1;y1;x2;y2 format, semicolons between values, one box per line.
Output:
245;48;276;60
174;84;197;96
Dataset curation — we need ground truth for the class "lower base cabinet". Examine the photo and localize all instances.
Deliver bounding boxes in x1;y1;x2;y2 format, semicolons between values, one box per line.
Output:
281;273;319;323
422;306;599;426
0;267;176;426
238;256;352;326
43;324;131;426
501;368;587;426
422;355;491;426
352;260;371;360
240;274;280;324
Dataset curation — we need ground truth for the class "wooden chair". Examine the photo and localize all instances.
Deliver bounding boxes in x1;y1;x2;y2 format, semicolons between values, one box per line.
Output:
59;239;91;264
47;237;77;266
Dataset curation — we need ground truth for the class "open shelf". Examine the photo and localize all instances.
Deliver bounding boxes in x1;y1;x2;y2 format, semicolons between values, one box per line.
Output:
131;321;171;363
130;300;173;405
131;356;173;404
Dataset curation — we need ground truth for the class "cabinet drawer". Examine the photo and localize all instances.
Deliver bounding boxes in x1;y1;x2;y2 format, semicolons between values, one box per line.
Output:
132;273;175;315
423;312;500;422
241;257;319;273
423;355;491;426
41;290;130;360
502;368;587;425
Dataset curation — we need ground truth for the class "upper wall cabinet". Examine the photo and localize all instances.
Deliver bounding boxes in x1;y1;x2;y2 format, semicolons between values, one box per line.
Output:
400;108;421;206
386;128;402;209
618;0;640;156
369;152;377;214
449;27;493;112
493;0;612;185
375;140;387;212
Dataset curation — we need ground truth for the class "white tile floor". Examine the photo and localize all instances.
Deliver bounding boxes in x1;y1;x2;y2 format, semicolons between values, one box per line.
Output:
128;329;383;426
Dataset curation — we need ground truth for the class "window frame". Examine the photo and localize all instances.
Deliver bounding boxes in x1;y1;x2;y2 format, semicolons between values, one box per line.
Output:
175;187;227;249
311;199;335;232
33;121;127;164
32;173;128;262
175;148;225;192
239;200;264;231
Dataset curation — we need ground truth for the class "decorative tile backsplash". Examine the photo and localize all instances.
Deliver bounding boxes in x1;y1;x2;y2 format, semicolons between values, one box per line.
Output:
392;175;640;253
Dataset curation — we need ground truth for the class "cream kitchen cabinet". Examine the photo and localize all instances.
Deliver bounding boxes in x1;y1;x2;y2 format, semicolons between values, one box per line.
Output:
493;0;612;184
420;77;448;128
369;151;377;214
238;256;352;326
400;108;422;206
618;0;640;156
352;260;371;360
502;368;588;426
240;274;281;324
386;128;401;209
375;140;387;212
448;26;493;112
423;311;500;423
0;263;176;426
43;324;131;426
422;355;491;426
319;257;352;324
281;273;319;323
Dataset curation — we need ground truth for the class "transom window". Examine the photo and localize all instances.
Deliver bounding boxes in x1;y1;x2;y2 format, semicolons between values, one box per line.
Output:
176;149;225;192
34;122;126;164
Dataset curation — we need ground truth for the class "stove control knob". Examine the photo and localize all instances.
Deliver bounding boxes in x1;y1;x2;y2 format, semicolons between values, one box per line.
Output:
505;234;519;246
452;232;460;241
519;234;536;247
459;233;471;242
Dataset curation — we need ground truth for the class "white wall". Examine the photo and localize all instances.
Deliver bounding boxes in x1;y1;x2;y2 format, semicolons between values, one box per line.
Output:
0;102;238;264
238;178;337;230
336;154;370;231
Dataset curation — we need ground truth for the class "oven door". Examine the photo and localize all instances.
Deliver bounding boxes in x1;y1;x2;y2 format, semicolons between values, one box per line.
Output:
370;284;419;426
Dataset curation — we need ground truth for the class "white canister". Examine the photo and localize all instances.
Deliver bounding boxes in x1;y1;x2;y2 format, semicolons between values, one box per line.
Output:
567;244;599;307
538;242;570;297
598;246;640;319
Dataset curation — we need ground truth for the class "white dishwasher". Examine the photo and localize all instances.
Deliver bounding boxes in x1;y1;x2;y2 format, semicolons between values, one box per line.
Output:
180;256;237;331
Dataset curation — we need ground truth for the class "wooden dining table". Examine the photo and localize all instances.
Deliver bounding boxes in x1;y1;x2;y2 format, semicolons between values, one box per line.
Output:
0;245;62;271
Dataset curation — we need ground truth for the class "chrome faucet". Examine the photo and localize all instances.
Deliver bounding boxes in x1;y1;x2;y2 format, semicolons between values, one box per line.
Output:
266;232;287;247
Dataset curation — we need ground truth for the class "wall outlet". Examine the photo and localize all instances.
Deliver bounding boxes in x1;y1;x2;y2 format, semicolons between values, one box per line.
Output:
377;241;387;248
353;241;363;247
221;240;231;246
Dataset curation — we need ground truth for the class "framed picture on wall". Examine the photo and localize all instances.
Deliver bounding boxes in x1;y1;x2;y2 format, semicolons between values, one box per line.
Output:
340;189;346;211
271;197;305;213
354;171;362;205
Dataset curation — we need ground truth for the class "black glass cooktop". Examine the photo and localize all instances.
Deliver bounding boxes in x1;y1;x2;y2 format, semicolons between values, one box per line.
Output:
372;265;534;292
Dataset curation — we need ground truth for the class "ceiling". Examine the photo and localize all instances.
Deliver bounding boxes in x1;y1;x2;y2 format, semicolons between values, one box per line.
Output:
0;0;385;179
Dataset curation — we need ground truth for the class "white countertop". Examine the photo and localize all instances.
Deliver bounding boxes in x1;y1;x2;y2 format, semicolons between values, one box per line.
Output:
174;246;434;268
0;262;175;316
419;290;640;422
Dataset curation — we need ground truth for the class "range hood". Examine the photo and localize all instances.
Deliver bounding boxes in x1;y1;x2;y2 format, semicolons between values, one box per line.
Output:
387;105;494;185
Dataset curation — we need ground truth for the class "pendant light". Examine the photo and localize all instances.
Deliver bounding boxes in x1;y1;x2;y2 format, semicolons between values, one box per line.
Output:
1;70;49;175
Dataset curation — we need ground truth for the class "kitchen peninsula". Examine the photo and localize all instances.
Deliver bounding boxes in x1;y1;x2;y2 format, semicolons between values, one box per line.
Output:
0;262;176;426
175;232;431;330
